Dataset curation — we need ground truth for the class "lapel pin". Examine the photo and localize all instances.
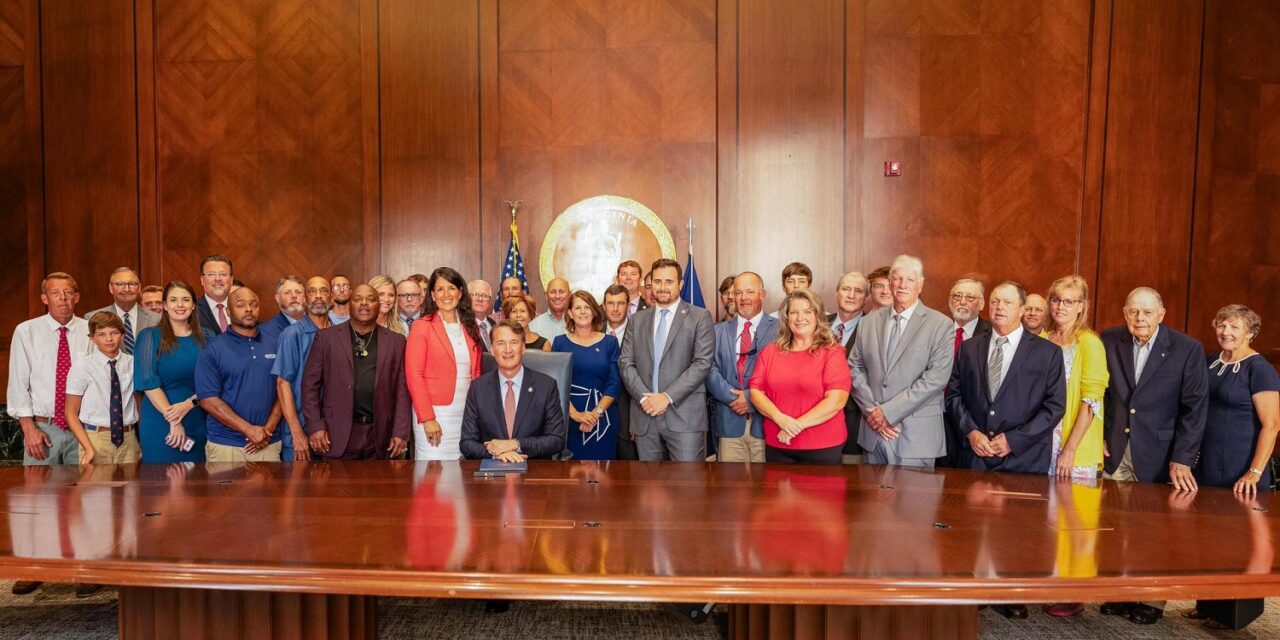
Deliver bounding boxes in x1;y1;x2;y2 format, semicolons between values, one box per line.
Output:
527;387;533;393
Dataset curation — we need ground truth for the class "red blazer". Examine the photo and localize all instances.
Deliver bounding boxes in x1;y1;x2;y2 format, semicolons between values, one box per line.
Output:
406;313;482;421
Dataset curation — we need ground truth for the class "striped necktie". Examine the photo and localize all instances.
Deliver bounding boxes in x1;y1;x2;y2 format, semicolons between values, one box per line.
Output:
122;310;134;355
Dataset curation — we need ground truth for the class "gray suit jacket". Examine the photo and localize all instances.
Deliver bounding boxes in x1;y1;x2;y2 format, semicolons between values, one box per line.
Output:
849;302;955;458
618;300;715;437
85;304;160;333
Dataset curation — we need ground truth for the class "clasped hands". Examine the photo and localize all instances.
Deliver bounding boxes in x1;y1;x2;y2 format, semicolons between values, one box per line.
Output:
865;407;901;440
967;430;1012;458
775;414;806;445
485;439;526;463
639;392;671;417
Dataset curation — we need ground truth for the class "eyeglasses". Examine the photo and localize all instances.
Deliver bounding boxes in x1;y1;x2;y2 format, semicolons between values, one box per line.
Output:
949;294;979;303
45;289;77;299
396;293;422;300
471;293;493;300
331;283;351;290
1050;297;1083;309
110;281;141;289
202;272;231;279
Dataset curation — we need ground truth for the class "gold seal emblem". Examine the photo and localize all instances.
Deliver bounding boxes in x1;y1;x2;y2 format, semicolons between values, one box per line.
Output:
539;195;676;297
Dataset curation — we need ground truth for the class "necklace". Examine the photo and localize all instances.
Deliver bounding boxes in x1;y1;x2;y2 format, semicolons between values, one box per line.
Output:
354;331;372;358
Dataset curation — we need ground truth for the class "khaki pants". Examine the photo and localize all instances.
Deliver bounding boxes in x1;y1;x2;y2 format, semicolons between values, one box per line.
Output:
206;441;283;463
718;431;765;463
1103;444;1163;610
84;428;140;464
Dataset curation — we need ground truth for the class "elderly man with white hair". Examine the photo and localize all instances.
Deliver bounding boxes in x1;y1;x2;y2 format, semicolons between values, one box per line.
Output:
848;255;955;468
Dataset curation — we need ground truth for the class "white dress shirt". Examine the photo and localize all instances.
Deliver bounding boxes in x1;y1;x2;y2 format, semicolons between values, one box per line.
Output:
6;314;94;419
955;317;980;340
500;366;526;415
651;300;681;342
66;350;139;427
986;325;1025;389
607;320;627;343
735;311;764;351
205;296;229;329
884;300;921;347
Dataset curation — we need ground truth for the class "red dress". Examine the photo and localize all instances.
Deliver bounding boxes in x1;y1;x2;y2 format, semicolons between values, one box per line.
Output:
749;343;852;450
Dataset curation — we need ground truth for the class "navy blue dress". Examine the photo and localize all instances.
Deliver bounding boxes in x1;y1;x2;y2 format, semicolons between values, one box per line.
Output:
1196;354;1280;489
134;327;217;463
552;334;621;461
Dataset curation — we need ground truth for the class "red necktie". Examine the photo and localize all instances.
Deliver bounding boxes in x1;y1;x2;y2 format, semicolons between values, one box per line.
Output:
736;321;752;387
504;380;516;438
953;326;964;355
54;327;71;429
216;303;228;332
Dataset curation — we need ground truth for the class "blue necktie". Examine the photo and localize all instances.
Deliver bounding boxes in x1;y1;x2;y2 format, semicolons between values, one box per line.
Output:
122;311;134;355
109;359;124;446
652;309;670;392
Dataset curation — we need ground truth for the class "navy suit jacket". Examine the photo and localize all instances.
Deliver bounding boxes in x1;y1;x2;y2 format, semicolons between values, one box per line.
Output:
198;297;223;335
705;314;780;439
300;323;412;459
1100;324;1208;482
460;367;567;460
944;330;1066;474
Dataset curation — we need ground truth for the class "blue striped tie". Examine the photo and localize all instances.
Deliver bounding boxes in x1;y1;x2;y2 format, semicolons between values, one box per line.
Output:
123;311;134;355
652;309;670;392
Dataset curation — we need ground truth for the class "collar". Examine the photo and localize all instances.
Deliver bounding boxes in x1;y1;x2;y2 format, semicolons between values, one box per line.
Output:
608;320;627;335
890;300;921;322
299;315;322;333
113;303;136;317
206;295;227;309
43;314;78;332
224;327;263;343
736;311;764;332
837;311;863;328
955;316;978;334
1133;326;1160;349
654;299;680;314
992;324;1025;349
500;366;525;390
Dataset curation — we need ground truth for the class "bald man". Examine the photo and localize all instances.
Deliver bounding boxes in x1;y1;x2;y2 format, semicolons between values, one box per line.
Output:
1022;293;1048;335
272;276;333;461
529;278;570;339
195;287;284;462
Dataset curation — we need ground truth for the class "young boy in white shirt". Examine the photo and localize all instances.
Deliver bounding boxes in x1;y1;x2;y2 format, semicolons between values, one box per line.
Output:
65;311;141;464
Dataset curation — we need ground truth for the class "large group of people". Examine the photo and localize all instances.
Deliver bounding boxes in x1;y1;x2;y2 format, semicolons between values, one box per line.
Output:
6;253;1279;628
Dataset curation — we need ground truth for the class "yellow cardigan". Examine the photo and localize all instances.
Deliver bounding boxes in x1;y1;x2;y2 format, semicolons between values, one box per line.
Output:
1043;329;1109;468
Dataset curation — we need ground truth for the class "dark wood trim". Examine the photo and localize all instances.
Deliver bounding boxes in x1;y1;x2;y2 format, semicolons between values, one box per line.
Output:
1077;0;1114;322
730;603;978;640
24;0;45;317
119;587;377;640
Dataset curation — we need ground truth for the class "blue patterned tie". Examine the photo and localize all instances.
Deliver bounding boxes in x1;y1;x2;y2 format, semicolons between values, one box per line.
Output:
122;311;134;355
652;309;670;392
109;359;124;446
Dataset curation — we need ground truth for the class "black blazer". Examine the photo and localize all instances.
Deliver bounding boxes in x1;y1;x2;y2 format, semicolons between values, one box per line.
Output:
944;330;1066;474
1100;324;1208;482
197;297;223;335
827;313;862;454
460;367;567;460
973;317;993;339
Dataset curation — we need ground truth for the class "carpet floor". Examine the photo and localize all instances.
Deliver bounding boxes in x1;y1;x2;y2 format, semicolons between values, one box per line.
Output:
0;582;1275;638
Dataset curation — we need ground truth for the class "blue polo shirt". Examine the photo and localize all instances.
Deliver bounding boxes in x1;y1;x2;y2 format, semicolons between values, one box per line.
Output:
271;315;321;426
195;328;284;447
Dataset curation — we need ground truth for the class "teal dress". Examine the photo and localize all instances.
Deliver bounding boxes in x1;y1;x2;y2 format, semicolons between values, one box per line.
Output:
134;327;216;463
552;334;621;460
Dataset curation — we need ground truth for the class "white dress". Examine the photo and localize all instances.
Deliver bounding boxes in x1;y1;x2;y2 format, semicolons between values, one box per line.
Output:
413;321;472;461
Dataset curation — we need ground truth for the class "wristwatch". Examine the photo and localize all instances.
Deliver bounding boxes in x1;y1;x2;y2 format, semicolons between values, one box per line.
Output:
594;406;605;417
191;396;201;408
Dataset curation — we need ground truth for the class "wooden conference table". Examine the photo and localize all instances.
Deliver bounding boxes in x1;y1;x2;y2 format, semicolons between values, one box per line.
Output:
0;460;1278;639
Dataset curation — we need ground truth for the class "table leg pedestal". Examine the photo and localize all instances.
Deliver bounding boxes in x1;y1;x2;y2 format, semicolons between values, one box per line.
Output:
729;603;977;640
118;587;377;640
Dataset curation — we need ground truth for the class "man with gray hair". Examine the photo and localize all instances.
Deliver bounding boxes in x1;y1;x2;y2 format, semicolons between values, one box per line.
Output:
1096;286;1208;626
939;277;991;467
849;255;955;468
85;267;159;355
468;279;497;351
261;275;306;342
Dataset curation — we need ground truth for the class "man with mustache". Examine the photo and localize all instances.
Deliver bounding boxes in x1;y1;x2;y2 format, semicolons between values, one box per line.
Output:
195;287;284;461
272;276;334;461
260;275;306;341
302;284;411;459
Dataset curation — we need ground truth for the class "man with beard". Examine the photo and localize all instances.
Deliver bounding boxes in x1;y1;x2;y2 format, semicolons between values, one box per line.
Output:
195;287;284;461
328;274;352;325
302;284;411;460
260;276;306;341
272;276;334;461
939;278;991;468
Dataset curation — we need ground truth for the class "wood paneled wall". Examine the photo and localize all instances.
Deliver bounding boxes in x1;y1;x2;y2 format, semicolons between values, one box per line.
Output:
3;0;1279;390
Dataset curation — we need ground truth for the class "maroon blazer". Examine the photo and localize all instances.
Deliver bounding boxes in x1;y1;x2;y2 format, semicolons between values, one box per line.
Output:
301;323;412;459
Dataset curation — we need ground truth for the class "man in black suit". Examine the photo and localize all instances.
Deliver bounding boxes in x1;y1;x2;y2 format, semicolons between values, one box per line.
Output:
196;255;234;335
616;260;648;317
829;272;868;463
945;281;1065;620
460;320;567;461
938;278;992;468
1097;286;1208;625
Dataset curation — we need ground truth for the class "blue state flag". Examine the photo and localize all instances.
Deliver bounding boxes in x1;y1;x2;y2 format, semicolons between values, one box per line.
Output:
680;251;705;308
501;220;529;294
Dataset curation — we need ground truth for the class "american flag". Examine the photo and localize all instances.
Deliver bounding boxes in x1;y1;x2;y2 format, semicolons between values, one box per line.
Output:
501;219;529;294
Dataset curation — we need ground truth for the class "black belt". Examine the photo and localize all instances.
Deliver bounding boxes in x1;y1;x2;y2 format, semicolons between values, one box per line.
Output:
352;415;374;425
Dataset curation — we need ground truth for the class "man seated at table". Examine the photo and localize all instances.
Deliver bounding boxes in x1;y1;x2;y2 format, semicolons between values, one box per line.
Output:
460;320;566;461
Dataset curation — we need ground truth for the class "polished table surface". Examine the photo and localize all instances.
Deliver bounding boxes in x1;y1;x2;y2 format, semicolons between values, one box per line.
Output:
0;460;1278;605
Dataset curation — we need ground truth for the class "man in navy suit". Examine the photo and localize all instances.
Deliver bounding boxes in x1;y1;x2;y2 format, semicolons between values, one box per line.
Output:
945;281;1066;476
196;255;234;334
460;320;566;461
1097;286;1208;625
706;272;779;463
945;281;1065;621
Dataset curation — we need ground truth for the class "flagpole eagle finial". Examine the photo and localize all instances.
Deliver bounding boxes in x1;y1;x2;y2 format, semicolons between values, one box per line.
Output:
505;200;522;222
